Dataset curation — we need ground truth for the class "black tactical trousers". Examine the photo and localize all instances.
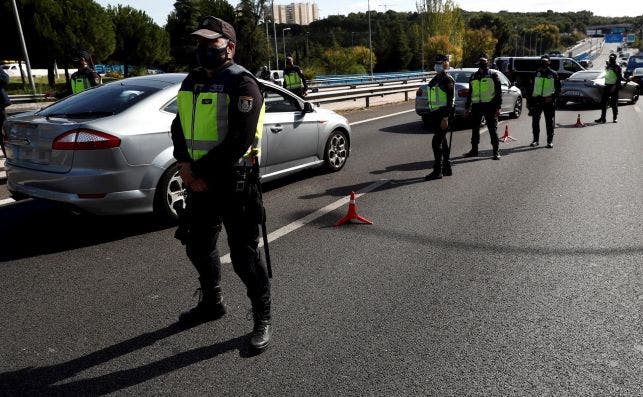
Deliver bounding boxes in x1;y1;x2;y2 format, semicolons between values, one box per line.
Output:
599;85;619;120
185;175;271;320
470;106;499;150
0;109;6;156
531;100;556;143
428;112;450;170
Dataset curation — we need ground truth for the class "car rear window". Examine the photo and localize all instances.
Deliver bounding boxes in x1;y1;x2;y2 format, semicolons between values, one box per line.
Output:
569;71;602;80
627;56;643;68
448;71;473;83
38;83;160;118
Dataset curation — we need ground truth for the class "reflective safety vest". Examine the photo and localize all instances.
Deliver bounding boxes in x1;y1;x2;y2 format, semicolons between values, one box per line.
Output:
605;69;618;85
427;85;453;111
177;68;265;165
71;77;91;94
470;77;495;104
532;76;555;97
284;71;303;89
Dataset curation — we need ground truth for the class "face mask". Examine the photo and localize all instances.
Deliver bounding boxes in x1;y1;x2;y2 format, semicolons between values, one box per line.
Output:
541;61;549;68
434;64;444;73
197;41;228;69
479;62;488;71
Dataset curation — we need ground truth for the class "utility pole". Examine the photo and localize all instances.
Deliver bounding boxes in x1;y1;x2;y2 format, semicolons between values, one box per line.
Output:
10;0;36;94
368;0;373;78
272;0;278;70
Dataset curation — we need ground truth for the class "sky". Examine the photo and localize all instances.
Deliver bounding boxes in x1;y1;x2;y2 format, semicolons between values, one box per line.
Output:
95;0;643;26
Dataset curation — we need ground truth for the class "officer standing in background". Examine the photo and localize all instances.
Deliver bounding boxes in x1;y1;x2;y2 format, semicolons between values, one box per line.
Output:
595;53;623;123
528;55;560;148
170;16;272;351
283;56;307;98
464;54;502;160
425;54;455;181
69;50;101;94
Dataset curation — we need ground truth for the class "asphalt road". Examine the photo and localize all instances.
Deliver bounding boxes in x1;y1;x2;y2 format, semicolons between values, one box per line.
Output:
0;96;641;395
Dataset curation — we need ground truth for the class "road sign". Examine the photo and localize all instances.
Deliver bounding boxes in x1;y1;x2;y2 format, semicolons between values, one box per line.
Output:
604;33;623;43
627;34;636;43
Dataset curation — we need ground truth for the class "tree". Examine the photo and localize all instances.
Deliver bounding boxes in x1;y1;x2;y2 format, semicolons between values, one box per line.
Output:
234;0;270;72
462;28;497;67
107;5;170;77
418;0;465;67
467;13;509;58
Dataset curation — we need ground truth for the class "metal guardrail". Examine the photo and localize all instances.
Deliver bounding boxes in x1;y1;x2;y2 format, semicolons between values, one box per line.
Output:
7;93;50;104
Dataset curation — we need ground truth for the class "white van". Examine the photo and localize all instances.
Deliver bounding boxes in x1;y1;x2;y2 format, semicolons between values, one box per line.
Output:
493;56;585;94
1;63;61;78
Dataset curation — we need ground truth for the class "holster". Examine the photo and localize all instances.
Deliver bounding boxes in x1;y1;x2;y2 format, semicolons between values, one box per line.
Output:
173;200;191;245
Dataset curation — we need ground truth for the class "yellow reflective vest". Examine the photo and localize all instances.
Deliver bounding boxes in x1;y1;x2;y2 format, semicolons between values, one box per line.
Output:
177;65;265;165
470;77;495;103
532;75;555;97
284;71;303;89
605;69;618;85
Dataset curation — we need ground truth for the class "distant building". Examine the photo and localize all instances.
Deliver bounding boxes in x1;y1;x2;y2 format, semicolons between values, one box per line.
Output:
266;2;319;25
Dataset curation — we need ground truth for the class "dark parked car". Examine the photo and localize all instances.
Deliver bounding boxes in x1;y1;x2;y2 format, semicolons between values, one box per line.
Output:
558;70;639;106
624;55;643;78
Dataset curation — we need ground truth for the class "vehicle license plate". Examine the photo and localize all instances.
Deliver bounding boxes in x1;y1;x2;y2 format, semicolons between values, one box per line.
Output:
566;91;582;96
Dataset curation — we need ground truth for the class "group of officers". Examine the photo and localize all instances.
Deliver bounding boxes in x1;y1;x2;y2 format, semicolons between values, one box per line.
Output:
423;51;624;180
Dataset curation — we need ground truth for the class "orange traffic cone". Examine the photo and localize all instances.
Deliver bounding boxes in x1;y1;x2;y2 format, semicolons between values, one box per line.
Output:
499;125;516;142
574;113;584;127
334;191;373;226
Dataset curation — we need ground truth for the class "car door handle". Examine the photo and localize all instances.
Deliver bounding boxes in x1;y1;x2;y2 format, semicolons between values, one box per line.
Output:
270;125;283;133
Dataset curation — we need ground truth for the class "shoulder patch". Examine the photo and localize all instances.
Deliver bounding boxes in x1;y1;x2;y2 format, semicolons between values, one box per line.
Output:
238;96;254;113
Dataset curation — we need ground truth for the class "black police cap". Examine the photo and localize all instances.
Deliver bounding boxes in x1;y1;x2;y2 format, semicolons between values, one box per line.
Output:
191;16;237;43
434;54;449;63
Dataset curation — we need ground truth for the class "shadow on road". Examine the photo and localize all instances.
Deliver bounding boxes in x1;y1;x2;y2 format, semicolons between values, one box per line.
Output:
0;322;253;395
0;199;171;262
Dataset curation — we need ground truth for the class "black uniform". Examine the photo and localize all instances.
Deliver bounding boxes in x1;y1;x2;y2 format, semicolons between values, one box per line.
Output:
283;64;307;98
170;62;271;326
55;66;101;99
465;68;502;156
0;68;10;156
528;67;560;145
597;63;623;122
425;72;455;177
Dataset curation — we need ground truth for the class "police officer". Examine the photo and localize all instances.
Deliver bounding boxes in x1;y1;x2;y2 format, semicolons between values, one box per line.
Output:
283;56;307;98
69;50;100;94
0;67;10;156
528;54;560;148
464;53;502;160
425;54;455;180
595;53;623;123
170;16;272;350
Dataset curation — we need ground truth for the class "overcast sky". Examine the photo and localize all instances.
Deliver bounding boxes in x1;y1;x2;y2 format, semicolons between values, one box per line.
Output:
95;0;643;26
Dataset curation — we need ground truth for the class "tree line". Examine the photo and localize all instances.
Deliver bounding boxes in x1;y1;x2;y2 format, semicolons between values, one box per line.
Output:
1;0;641;89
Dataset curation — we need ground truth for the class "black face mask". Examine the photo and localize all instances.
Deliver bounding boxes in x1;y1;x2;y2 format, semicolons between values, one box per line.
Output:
609;58;616;65
541;61;549;68
196;43;228;69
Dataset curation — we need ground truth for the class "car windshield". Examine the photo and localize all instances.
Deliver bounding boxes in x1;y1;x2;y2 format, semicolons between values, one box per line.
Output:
627;57;643;68
448;70;473;83
569;71;603;80
38;83;160;118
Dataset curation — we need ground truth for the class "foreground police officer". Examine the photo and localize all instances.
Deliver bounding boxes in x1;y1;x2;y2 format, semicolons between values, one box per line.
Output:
70;50;100;94
283;56;307;98
528;55;560;148
595;53;623;123
170;16;272;351
425;54;455;181
464;53;502;160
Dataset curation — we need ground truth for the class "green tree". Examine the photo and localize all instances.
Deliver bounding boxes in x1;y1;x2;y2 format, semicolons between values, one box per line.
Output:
462;28;497;67
418;0;465;67
107;5;170;77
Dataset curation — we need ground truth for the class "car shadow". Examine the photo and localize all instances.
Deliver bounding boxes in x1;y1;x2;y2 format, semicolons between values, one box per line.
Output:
0;321;252;395
0;199;172;263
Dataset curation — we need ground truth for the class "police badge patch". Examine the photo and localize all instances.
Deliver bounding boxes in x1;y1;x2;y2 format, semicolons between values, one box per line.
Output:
238;96;253;113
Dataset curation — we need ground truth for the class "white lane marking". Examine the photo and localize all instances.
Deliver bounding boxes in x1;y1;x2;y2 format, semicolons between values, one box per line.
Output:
0;198;16;206
635;106;641;113
220;179;390;264
350;109;416;126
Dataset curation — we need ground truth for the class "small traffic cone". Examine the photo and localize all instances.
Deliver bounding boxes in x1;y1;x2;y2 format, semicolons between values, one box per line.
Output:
334;191;373;226
574;113;584;127
499;125;516;142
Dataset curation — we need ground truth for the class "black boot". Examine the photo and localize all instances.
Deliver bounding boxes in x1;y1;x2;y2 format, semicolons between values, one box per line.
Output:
595;116;606;123
425;166;442;180
442;161;453;176
463;146;478;157
249;313;271;350
178;285;226;327
492;147;501;160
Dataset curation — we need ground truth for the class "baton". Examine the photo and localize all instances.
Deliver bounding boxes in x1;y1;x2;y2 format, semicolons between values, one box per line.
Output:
252;155;272;278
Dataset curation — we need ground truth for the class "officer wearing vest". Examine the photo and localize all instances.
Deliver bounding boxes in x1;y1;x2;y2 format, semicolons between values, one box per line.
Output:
464;53;502;160
69;50;100;95
595;53;623;123
529;55;560;148
425;54;455;181
170;16;272;351
283;56;307;98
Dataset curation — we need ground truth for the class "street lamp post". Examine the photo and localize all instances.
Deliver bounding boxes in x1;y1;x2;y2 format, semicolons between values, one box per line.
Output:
10;0;36;94
368;0;373;78
272;0;278;70
282;27;291;65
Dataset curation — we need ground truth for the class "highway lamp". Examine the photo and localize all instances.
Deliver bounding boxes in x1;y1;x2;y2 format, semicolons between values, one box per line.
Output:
368;0;373;78
262;17;271;70
10;0;36;94
272;0;278;70
282;27;291;65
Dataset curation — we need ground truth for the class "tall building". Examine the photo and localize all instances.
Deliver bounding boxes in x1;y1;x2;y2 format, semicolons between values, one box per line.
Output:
267;2;319;25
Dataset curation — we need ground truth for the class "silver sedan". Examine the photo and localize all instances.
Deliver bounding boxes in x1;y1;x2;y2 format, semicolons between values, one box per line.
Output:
415;68;523;126
558;70;640;106
2;73;351;219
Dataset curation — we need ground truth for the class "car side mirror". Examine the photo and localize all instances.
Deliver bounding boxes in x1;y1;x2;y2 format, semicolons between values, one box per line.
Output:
302;102;313;113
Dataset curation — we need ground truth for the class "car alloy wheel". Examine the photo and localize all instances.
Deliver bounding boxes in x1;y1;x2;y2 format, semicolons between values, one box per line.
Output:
324;130;349;172
511;97;522;118
154;163;187;221
631;88;639;104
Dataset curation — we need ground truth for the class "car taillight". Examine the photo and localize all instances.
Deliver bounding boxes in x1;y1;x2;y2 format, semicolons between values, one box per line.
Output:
52;129;121;150
458;89;469;97
416;88;423;96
